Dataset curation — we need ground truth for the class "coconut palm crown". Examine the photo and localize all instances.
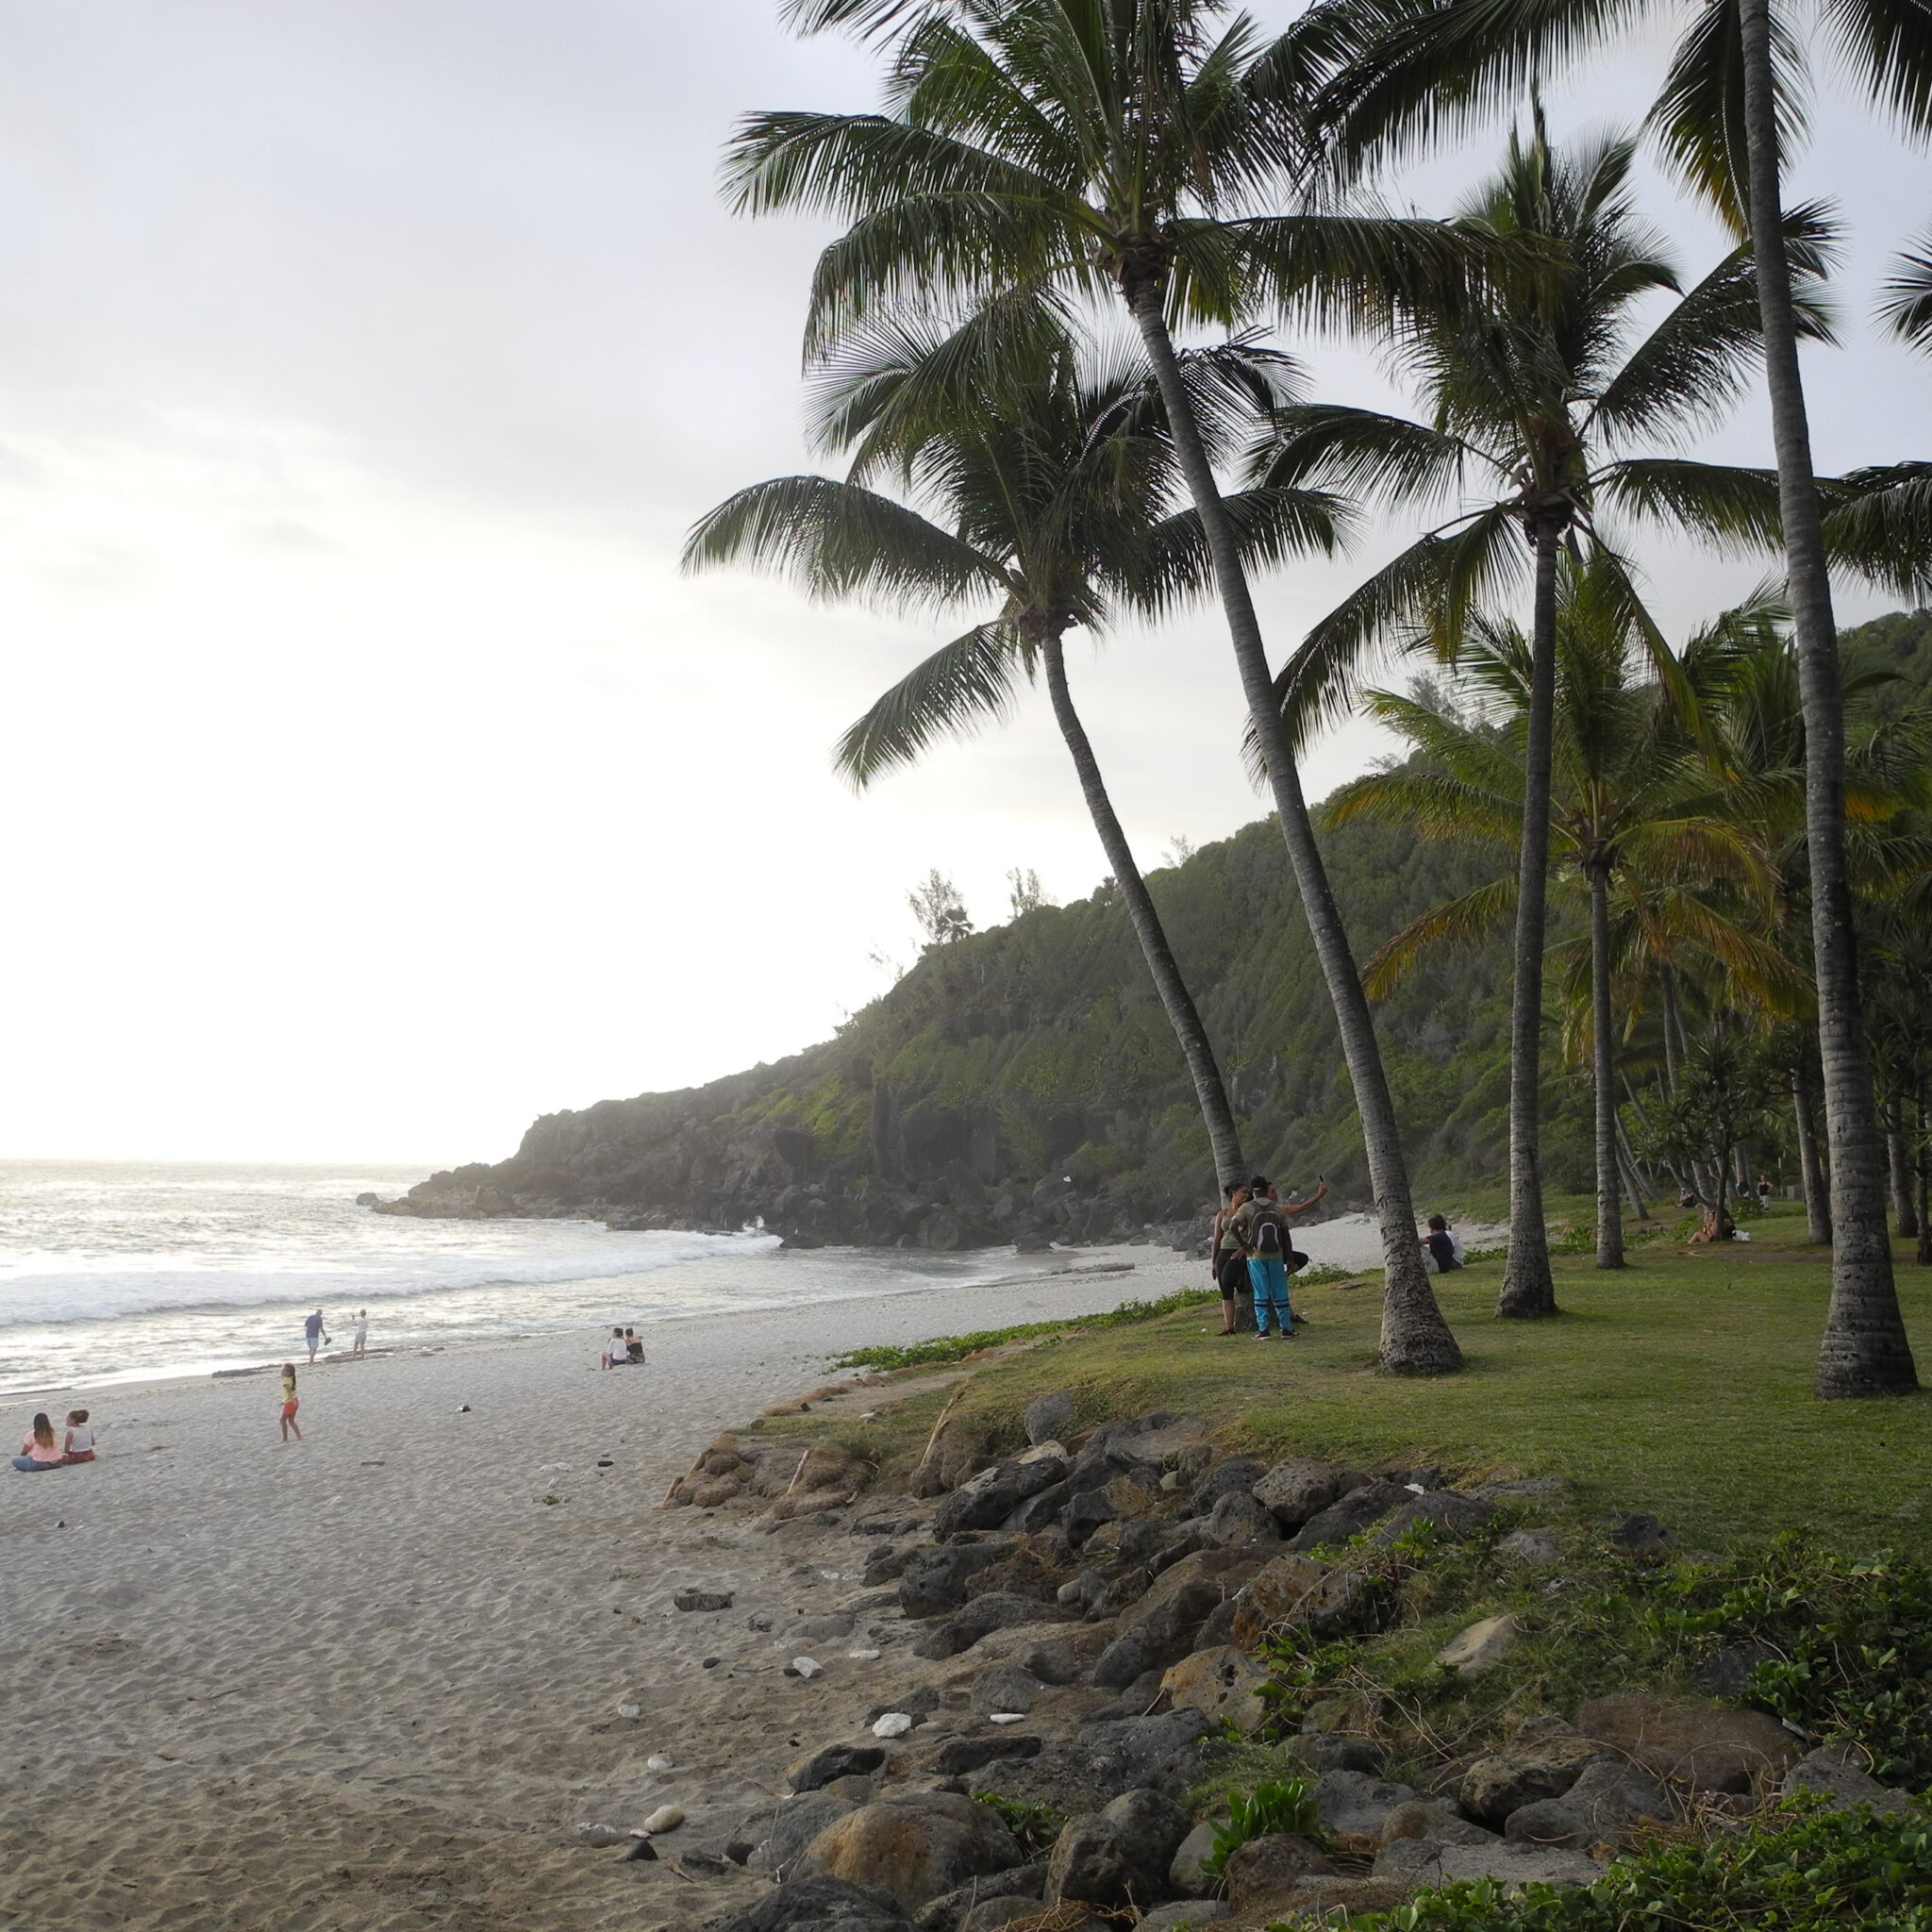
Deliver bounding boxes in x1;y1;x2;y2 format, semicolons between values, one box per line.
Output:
685;300;1349;1189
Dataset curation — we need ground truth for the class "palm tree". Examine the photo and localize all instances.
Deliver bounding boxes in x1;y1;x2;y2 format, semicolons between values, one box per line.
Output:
729;0;1477;1373
1301;0;1932;1397
685;304;1347;1189
1255;114;1819;1317
1322;558;1779;1268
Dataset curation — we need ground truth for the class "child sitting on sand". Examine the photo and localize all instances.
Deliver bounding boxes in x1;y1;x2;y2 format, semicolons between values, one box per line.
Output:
11;1413;64;1472
279;1364;303;1441
61;1410;94;1464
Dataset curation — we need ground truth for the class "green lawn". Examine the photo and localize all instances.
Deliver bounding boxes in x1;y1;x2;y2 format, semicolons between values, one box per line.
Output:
935;1209;1932;1555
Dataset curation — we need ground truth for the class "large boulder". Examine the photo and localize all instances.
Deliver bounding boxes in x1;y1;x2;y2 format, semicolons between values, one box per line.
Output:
1314;1769;1422;1843
935;1455;1070;1541
1778;1745;1916;1816
912;1861;1046;1932
802;1791;1025;1911
1024;1391;1074;1445
1503;1757;1674;1850
1460;1724;1612;1827
1369;1491;1496;1545
915;1592;1062;1660
1380;1801;1500;1848
1205;1491;1282;1546
1160;1645;1272;1733
1284;1480;1411;1552
1046;1789;1191;1907
1252;1457;1363;1529
900;1543;1013;1620
1223;1834;1338;1920
1079;1709;1212;1796
1167;1819;1222;1896
969;1744;1109;1820
1574;1693;1800;1794
932;1735;1043;1778
745;1791;863;1876
1187;1457;1265;1518
717;1874;913;1932
1229;1554;1378;1651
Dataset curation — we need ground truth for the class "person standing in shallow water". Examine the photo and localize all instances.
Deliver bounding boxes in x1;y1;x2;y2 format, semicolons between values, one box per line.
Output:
1234;1175;1328;1339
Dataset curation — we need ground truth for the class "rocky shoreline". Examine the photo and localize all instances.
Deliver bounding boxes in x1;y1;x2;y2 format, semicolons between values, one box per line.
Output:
625;1394;1910;1931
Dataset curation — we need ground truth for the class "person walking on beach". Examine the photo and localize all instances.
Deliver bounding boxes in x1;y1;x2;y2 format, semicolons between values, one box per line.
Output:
60;1409;95;1463
304;1309;328;1365
11;1413;63;1471
351;1309;369;1357
1234;1175;1329;1339
1210;1182;1251;1336
279;1364;303;1441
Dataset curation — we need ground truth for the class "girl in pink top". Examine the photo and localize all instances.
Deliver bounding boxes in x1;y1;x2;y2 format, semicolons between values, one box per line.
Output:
12;1413;64;1472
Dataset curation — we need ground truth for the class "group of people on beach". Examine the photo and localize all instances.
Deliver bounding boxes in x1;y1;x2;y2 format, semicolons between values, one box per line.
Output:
1209;1174;1329;1337
305;1307;370;1363
600;1326;645;1369
11;1409;93;1472
1209;1179;1468;1337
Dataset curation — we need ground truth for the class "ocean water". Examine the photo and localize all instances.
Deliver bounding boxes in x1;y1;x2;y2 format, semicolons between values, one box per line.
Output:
0;1160;1058;1395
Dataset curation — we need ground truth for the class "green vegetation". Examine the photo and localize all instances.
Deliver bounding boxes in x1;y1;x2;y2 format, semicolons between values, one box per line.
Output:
1199;1778;1322;1882
971;1791;1066;1855
830;1270;1360;1371
1345;1805;1932;1930
862;1214;1932;1555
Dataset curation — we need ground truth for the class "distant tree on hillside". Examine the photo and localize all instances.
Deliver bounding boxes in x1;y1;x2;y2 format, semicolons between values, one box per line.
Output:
909;870;973;947
1007;868;1054;918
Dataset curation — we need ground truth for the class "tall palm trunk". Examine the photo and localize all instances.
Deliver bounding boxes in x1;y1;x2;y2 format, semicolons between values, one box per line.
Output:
1886;1098;1919;1237
1793;1065;1831;1244
1737;0;1918;1394
1588;858;1624;1268
1499;518;1562;1315
1123;274;1461;1375
1041;629;1245;1187
1917;1084;1931;1266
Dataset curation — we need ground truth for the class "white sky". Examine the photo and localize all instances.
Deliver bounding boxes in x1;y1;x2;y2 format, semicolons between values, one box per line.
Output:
0;0;1924;1164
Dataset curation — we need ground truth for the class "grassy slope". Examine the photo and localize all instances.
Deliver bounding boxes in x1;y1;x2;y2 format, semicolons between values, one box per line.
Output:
883;1208;1932;1556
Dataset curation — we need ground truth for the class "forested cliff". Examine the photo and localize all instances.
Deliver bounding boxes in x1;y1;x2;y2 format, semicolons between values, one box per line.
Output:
381;812;1570;1246
376;610;1932;1250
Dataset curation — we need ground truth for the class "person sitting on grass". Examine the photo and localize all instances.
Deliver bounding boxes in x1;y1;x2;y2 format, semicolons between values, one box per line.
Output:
1421;1214;1465;1274
60;1409;94;1464
11;1413;64;1472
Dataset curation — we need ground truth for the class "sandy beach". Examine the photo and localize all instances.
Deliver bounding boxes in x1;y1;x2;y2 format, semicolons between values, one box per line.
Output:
0;1212;1482;1932
0;1242;1208;1932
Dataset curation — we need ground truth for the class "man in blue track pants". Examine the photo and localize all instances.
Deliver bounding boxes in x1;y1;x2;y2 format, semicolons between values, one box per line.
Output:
1233;1175;1329;1338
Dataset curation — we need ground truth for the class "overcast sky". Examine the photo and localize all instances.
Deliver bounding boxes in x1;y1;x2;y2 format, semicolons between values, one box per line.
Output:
0;0;1924;1166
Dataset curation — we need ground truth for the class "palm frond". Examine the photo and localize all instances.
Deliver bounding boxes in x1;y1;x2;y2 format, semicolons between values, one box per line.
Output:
1647;0;1807;233
833;622;1027;787
1878;232;1932;352
1591;205;1838;442
683;475;1009;612
1593;458;1785;553
1359;875;1521;997
1244;402;1502;499
1133;487;1354;617
1820;0;1932;143
1267;508;1522;768
1823;462;1932;598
